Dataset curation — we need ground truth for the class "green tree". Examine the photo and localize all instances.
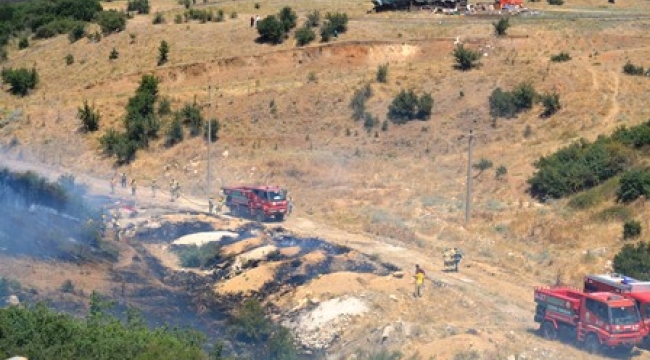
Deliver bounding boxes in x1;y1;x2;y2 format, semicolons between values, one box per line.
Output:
495;165;508;179
350;83;372;121
489;88;516;118
230;299;272;342
158;40;169;65
127;0;150;14
550;52;571;62
257;15;285;44
176;102;204;137
78;101;100;132
387;89;433;123
96;10;127;34
305;10;320;27
295;26;315;46
453;44;480;71
623;61;645;76
613;242;650;280
473;158;493;176
153;12;165;24
68;23;85;43
278;6;297;32
65;54;75;65
166;118;184;147
493;17;510;36
18;37;29;49
512;82;537;110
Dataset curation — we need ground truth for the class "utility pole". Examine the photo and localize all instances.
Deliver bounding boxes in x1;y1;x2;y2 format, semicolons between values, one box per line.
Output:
465;129;474;226
207;85;212;200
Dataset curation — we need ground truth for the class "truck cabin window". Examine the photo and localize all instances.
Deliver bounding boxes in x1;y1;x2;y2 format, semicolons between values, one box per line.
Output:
610;305;640;325
264;191;285;201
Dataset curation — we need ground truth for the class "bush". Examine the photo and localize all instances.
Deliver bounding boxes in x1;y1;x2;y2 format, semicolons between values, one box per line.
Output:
363;112;378;132
230;11;238;19
153;12;165;24
387;89;433;124
325;12;348;33
216;9;224;22
495;165;507;179
230;299;272;342
453;44;480;71
624;220;642;240
205;118;219;142
1;67;39;96
175;14;183;23
175;242;222;268
257;15;285;44
376;63;388;83
96;10;127;34
540;91;561;117
60;279;75;293
109;47;119;60
18;37;29;50
473;158;493;173
278;6;297;32
306;10;320;27
294;26;315;46
493;17;510;36
623;61;645;76
512;82;537;110
617;169;650;203
610;121;650;148
548;0;564;5
0;48;6;63
99;129;136;163
65;54;75;65
68;23;85;43
350;83;372;121
488;82;538;119
127;0;150;14
613;242;650;280
78;101;100;132
550;52;571;62
158;40;169;65
166;118;184;147
158;97;172;116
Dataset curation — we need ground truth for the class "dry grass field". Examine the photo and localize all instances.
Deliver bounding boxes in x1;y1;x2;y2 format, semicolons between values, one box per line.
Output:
3;0;650;357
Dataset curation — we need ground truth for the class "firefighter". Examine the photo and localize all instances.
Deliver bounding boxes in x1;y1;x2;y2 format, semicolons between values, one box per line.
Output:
415;264;425;298
121;172;127;188
100;214;107;237
287;195;294;216
151;179;157;198
452;248;463;272
131;179;137;196
110;176;117;194
208;197;214;214
443;248;453;271
112;218;120;241
169;179;175;202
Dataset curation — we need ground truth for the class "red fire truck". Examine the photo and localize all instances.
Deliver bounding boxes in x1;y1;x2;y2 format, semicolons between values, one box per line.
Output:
584;273;650;340
222;185;288;222
534;286;645;354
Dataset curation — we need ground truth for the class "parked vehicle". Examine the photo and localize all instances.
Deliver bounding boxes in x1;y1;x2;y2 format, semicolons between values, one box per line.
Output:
222;185;288;222
585;273;650;340
534;286;645;354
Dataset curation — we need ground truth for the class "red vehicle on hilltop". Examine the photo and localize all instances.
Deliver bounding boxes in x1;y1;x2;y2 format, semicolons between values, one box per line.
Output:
222;185;288;222
585;273;650;341
534;286;645;354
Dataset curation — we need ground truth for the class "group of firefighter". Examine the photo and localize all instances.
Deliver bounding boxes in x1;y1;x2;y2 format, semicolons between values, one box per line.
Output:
110;173;182;202
99;208;123;242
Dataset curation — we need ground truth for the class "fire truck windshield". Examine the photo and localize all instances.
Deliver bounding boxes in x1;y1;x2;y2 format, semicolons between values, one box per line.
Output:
609;305;640;325
265;191;286;201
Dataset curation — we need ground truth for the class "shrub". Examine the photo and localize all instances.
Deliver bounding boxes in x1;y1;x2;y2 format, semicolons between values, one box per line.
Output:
613;242;650;280
68;24;85;43
257;15;285;44
473;158;493;174
363;112;378;132
617;169;650;203
175;242;222;268
512;82;537;110
387;89;433;124
230;11;238;19
495;165;507;179
1;67;39;97
96;10;127;34
278;6;297;32
229;299;272;342
0;48;6;63
18;37;29;50
540;91;561;117
350;83;372;121
99;129;136;163
610;121;650;148
65;54;75;65
158;97;172;116
60;279;75;293
109;47;119;60
175;14;183;23
376;63;388;83
153;12;165;24
127;0;150;14
166;118;184;147
78;101;100;132
489;82;538;119
306;10;321;27
493;17;510;36
205;118;219;142
548;0;564;5
624;220;642;240
550;52;571;62
325;12;348;34
623;61;645;76
295;26;315;46
216;9;224;22
158;40;169;65
453;44;480;71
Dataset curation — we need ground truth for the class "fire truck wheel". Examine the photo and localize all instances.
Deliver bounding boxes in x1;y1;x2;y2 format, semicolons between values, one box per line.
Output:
584;334;600;354
541;321;557;340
